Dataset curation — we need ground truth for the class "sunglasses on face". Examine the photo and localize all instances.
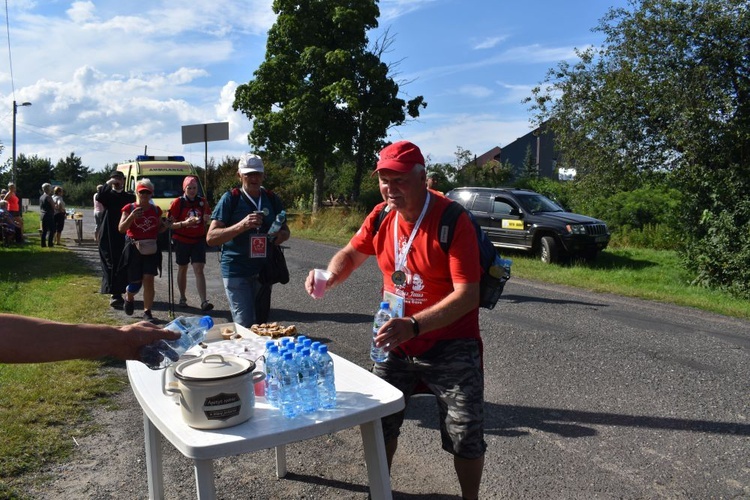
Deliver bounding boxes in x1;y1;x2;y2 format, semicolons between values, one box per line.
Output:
138;190;153;195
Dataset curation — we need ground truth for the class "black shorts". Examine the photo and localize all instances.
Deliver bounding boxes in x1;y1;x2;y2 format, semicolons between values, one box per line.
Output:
125;243;160;283
54;213;65;232
173;239;207;266
371;338;486;459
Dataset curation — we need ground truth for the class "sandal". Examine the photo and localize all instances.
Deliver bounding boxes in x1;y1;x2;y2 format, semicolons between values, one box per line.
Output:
200;300;214;312
178;297;188;307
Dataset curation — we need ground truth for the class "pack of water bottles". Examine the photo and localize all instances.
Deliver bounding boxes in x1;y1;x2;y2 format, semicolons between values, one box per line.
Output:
263;335;336;418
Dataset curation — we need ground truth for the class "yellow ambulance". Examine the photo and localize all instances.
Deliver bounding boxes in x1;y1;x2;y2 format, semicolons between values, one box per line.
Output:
116;155;204;211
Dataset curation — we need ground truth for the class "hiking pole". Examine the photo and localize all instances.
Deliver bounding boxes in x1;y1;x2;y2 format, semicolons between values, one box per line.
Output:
167;226;175;320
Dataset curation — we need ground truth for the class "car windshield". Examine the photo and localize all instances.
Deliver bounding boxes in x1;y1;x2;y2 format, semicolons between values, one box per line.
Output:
515;193;564;213
138;176;204;199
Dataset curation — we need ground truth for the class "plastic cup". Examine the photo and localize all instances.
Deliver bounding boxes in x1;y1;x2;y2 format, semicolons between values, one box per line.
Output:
312;268;331;299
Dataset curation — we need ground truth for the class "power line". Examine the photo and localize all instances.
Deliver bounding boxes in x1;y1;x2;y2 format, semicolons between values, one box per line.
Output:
4;0;16;97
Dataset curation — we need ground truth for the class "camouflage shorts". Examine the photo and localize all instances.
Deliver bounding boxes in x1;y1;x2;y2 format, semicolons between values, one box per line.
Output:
371;339;486;459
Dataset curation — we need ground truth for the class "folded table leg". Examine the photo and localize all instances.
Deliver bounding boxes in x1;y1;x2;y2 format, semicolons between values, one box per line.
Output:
360;419;393;500
143;413;164;500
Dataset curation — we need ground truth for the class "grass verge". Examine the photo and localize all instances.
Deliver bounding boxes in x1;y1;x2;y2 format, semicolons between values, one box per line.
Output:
0;217;125;499
287;207;750;320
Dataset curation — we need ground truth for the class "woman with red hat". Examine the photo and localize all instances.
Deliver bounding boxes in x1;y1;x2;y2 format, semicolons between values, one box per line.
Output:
118;178;172;323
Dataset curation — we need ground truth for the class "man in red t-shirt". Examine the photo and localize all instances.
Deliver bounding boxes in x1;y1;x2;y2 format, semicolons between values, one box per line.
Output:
304;141;485;500
168;176;213;311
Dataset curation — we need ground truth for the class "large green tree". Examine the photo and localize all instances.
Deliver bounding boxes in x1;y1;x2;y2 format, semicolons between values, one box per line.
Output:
233;0;424;211
53;152;91;185
528;0;750;297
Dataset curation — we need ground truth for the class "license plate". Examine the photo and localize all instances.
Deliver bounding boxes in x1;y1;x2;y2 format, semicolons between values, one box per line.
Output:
595;235;608;243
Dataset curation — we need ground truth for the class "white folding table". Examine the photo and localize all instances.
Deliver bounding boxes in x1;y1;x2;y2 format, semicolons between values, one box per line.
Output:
127;337;404;500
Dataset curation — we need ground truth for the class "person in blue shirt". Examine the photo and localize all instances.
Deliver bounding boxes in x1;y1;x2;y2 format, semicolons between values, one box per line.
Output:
206;153;290;327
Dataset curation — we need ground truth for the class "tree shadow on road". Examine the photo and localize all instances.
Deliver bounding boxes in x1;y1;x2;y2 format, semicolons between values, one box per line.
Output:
405;396;750;438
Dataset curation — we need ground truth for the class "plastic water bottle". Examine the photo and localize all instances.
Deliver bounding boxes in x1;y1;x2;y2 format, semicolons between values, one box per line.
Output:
268;210;286;237
297;348;319;413
316;345;336;409
370;301;391;363
310;341;322;363
279;352;300;418
139;315;214;369
264;345;282;408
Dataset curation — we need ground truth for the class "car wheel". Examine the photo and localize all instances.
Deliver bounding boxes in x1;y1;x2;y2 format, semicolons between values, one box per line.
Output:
540;236;558;264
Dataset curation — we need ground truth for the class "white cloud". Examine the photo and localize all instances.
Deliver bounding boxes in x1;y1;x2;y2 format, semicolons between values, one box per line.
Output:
378;0;438;22
402;43;587;83
473;36;507;50
456;84;494;99
67;1;97;24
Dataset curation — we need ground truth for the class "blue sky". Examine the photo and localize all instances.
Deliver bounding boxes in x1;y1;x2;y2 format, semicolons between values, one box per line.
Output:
0;0;629;172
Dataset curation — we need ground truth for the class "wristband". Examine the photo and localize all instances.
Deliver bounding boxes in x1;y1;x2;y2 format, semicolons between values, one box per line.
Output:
408;316;420;338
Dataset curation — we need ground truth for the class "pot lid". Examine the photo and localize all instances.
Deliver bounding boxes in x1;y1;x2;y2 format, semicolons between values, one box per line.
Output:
175;354;254;381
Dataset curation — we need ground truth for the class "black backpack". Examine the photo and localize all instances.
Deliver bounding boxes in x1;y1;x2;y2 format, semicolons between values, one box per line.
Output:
372;201;510;309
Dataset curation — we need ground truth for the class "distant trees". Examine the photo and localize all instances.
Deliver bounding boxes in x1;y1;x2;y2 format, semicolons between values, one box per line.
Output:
53;152;91;185
527;0;750;297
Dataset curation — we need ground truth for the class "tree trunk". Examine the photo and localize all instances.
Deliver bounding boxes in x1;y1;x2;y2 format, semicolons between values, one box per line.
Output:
312;163;325;213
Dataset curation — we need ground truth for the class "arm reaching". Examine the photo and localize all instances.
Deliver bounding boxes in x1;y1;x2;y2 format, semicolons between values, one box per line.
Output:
0;314;180;363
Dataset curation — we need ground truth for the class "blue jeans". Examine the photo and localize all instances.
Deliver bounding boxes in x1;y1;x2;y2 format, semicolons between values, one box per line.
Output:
223;276;261;327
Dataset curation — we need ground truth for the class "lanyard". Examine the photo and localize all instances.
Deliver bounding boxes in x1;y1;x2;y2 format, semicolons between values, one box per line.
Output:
393;192;430;272
241;187;262;213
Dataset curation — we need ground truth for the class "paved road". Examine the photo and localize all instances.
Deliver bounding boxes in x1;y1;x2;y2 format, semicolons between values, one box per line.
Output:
58;212;750;499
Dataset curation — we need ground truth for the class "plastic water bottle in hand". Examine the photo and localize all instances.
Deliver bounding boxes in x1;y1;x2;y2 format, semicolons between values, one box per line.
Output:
139;315;214;370
370;301;392;363
268;210;286;240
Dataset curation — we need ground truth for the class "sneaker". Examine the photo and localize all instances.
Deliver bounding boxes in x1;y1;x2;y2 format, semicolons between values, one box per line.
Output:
124;300;134;316
178;297;188;307
200;300;214;312
110;295;125;308
143;310;156;324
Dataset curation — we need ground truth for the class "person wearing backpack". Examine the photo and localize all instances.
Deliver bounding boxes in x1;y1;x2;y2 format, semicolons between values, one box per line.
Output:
206;153;290;327
304;141;485;500
167;176;213;311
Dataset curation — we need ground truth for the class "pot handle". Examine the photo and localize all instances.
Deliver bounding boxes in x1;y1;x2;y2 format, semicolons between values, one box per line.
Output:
252;371;266;384
162;365;182;398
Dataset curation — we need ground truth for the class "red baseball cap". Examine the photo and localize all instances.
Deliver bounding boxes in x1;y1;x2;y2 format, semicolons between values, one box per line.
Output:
374;141;425;174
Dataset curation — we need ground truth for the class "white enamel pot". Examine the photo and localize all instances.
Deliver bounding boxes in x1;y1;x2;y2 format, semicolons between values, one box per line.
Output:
166;353;265;430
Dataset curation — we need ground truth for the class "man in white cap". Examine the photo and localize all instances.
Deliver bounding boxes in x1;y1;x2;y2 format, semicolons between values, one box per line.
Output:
206;153;290;327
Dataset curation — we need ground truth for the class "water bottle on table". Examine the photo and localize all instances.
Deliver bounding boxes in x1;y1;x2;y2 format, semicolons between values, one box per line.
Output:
264;344;282;407
370;301;392;363
279;352;300;418
297;348;319;413
316;344;336;409
139;315;214;370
